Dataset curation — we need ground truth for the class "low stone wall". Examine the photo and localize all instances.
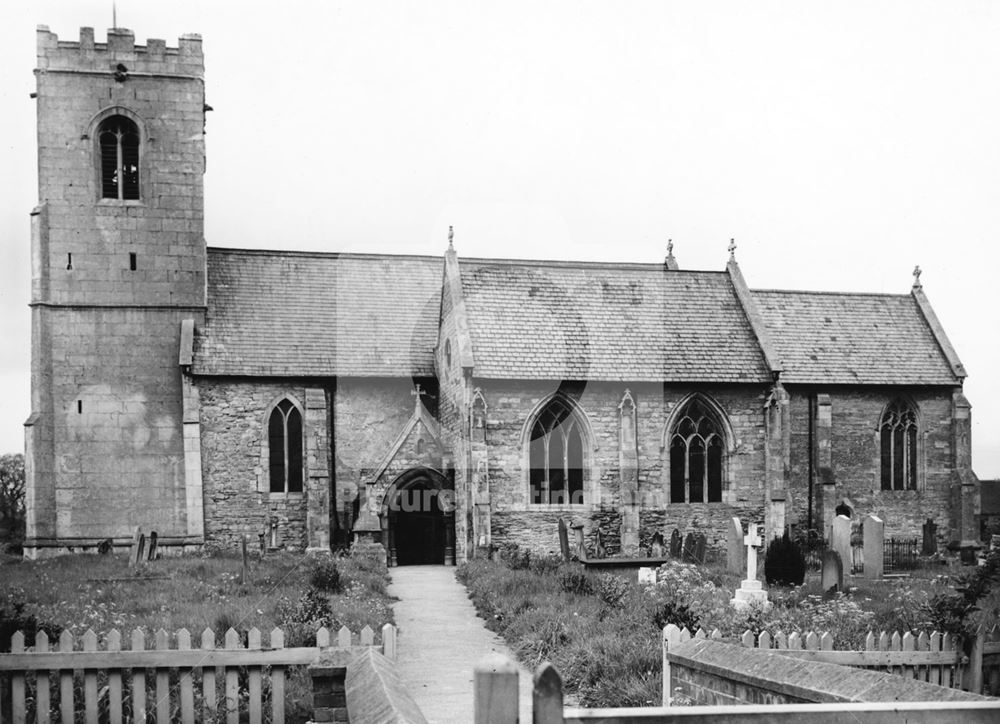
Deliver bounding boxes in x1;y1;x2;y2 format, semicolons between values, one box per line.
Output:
308;647;427;723
666;639;989;706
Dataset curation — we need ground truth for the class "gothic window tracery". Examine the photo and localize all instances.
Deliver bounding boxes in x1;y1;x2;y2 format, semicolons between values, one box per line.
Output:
880;399;918;491
98;115;140;200
668;398;724;504
269;398;303;494
529;396;585;505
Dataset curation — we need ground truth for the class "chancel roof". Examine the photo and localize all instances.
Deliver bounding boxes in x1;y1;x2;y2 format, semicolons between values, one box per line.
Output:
192;248;961;387
752;290;959;385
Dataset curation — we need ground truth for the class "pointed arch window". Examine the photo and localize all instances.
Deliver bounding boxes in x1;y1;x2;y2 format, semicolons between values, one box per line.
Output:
668;398;724;504
269;399;303;494
529;397;585;505
880;400;918;491
98;115;140;200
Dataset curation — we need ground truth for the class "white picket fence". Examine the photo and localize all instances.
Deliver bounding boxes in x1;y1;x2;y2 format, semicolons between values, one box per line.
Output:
0;624;396;724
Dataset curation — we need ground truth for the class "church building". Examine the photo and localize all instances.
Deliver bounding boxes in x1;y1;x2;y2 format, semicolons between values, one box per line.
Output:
23;27;982;562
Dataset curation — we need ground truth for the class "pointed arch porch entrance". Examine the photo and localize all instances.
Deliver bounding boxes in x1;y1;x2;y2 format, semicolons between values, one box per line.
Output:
381;467;456;566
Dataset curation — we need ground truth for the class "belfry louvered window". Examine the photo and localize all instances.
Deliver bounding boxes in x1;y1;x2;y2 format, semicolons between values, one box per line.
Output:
269;399;303;494
98;116;140;200
529;397;584;504
880;400;918;491
669;398;724;503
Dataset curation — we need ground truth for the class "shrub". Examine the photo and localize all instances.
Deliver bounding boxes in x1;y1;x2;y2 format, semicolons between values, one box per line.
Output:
652;600;699;631
595;574;630;608
764;532;805;586
497;543;532;570
559;565;593;595
309;556;342;592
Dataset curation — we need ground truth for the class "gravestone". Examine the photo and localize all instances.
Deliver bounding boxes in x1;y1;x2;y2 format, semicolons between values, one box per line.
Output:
571;522;586;560
921;518;937;555
558;518;571;562
637;567;656;585
129;528;146;568
821;549;844;593
594;529;607;558
649;531;665;558
682;533;696;562
669;529;683;558
831;515;852;576
146;531;158;561
862;514;884;579
731;523;769;610
692;534;707;564
727;517;744;574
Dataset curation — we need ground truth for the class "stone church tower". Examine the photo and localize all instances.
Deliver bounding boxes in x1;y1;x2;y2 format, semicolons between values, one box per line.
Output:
25;27;208;557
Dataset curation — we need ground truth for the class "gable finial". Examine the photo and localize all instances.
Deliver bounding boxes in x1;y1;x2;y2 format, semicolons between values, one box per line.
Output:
664;238;679;271
448;225;454;250
912;264;922;290
728;238;737;261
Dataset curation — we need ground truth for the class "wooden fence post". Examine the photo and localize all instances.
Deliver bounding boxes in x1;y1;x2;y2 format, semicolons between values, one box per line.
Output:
662;624;681;706
533;662;563;724
969;629;985;694
381;623;397;661
474;654;519;724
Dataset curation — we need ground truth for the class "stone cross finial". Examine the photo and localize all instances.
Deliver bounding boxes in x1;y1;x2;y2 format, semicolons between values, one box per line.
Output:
448;225;454;249
912;264;922;289
728;238;737;260
411;384;430;411
667;239;673;255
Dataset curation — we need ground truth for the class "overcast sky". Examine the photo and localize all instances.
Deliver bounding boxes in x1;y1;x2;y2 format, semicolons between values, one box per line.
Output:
1;1;997;477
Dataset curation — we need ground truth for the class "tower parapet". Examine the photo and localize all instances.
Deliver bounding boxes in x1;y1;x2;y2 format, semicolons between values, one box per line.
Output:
36;26;203;76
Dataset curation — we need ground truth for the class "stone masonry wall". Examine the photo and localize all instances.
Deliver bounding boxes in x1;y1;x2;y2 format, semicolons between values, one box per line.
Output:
198;380;320;549
480;380;770;555
785;386;960;542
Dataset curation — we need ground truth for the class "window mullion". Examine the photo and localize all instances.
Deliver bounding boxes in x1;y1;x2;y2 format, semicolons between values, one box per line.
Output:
115;131;124;201
283;410;290;494
684;438;690;504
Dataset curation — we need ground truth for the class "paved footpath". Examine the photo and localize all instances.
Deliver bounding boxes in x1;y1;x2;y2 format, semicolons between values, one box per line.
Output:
388;565;533;723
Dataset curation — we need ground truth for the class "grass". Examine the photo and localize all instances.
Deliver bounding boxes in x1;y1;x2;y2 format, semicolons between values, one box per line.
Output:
457;549;995;709
1;542;396;724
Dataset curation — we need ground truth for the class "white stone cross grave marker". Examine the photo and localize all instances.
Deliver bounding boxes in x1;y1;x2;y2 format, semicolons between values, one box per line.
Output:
731;523;770;610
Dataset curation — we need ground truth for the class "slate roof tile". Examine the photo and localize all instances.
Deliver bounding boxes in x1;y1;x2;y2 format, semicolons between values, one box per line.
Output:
458;260;771;382
193;249;442;376
751;290;958;385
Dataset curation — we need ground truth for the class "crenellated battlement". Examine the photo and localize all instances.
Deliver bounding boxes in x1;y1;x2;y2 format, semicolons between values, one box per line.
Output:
36;25;203;76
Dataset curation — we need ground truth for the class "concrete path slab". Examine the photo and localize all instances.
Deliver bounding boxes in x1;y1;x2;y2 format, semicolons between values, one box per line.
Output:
388;565;533;723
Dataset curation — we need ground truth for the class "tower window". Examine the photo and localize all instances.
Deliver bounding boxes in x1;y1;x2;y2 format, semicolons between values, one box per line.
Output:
98;116;140;200
268;399;303;494
528;395;586;505
129;252;137;271
880;399;918;491
668;397;726;503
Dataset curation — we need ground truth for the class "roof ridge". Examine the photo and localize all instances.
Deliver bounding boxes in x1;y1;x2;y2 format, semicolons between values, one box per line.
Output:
751;288;911;298
460;257;728;272
206;247;444;262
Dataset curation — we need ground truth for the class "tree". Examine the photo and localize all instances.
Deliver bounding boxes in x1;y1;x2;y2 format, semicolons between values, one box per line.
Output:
0;453;25;540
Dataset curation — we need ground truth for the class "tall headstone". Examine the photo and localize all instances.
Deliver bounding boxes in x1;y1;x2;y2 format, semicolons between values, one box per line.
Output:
831;515;852;576
692;534;707;564
594;528;607;559
571;522;586;560
821;550;844;593
146;531;158;562
558;518;571;562
862;514;884;579
682;533;695;562
649;531;665;558
731;523;769;610
921;518;937;555
669;529;683;558
129;527;145;569
727;517;744;574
